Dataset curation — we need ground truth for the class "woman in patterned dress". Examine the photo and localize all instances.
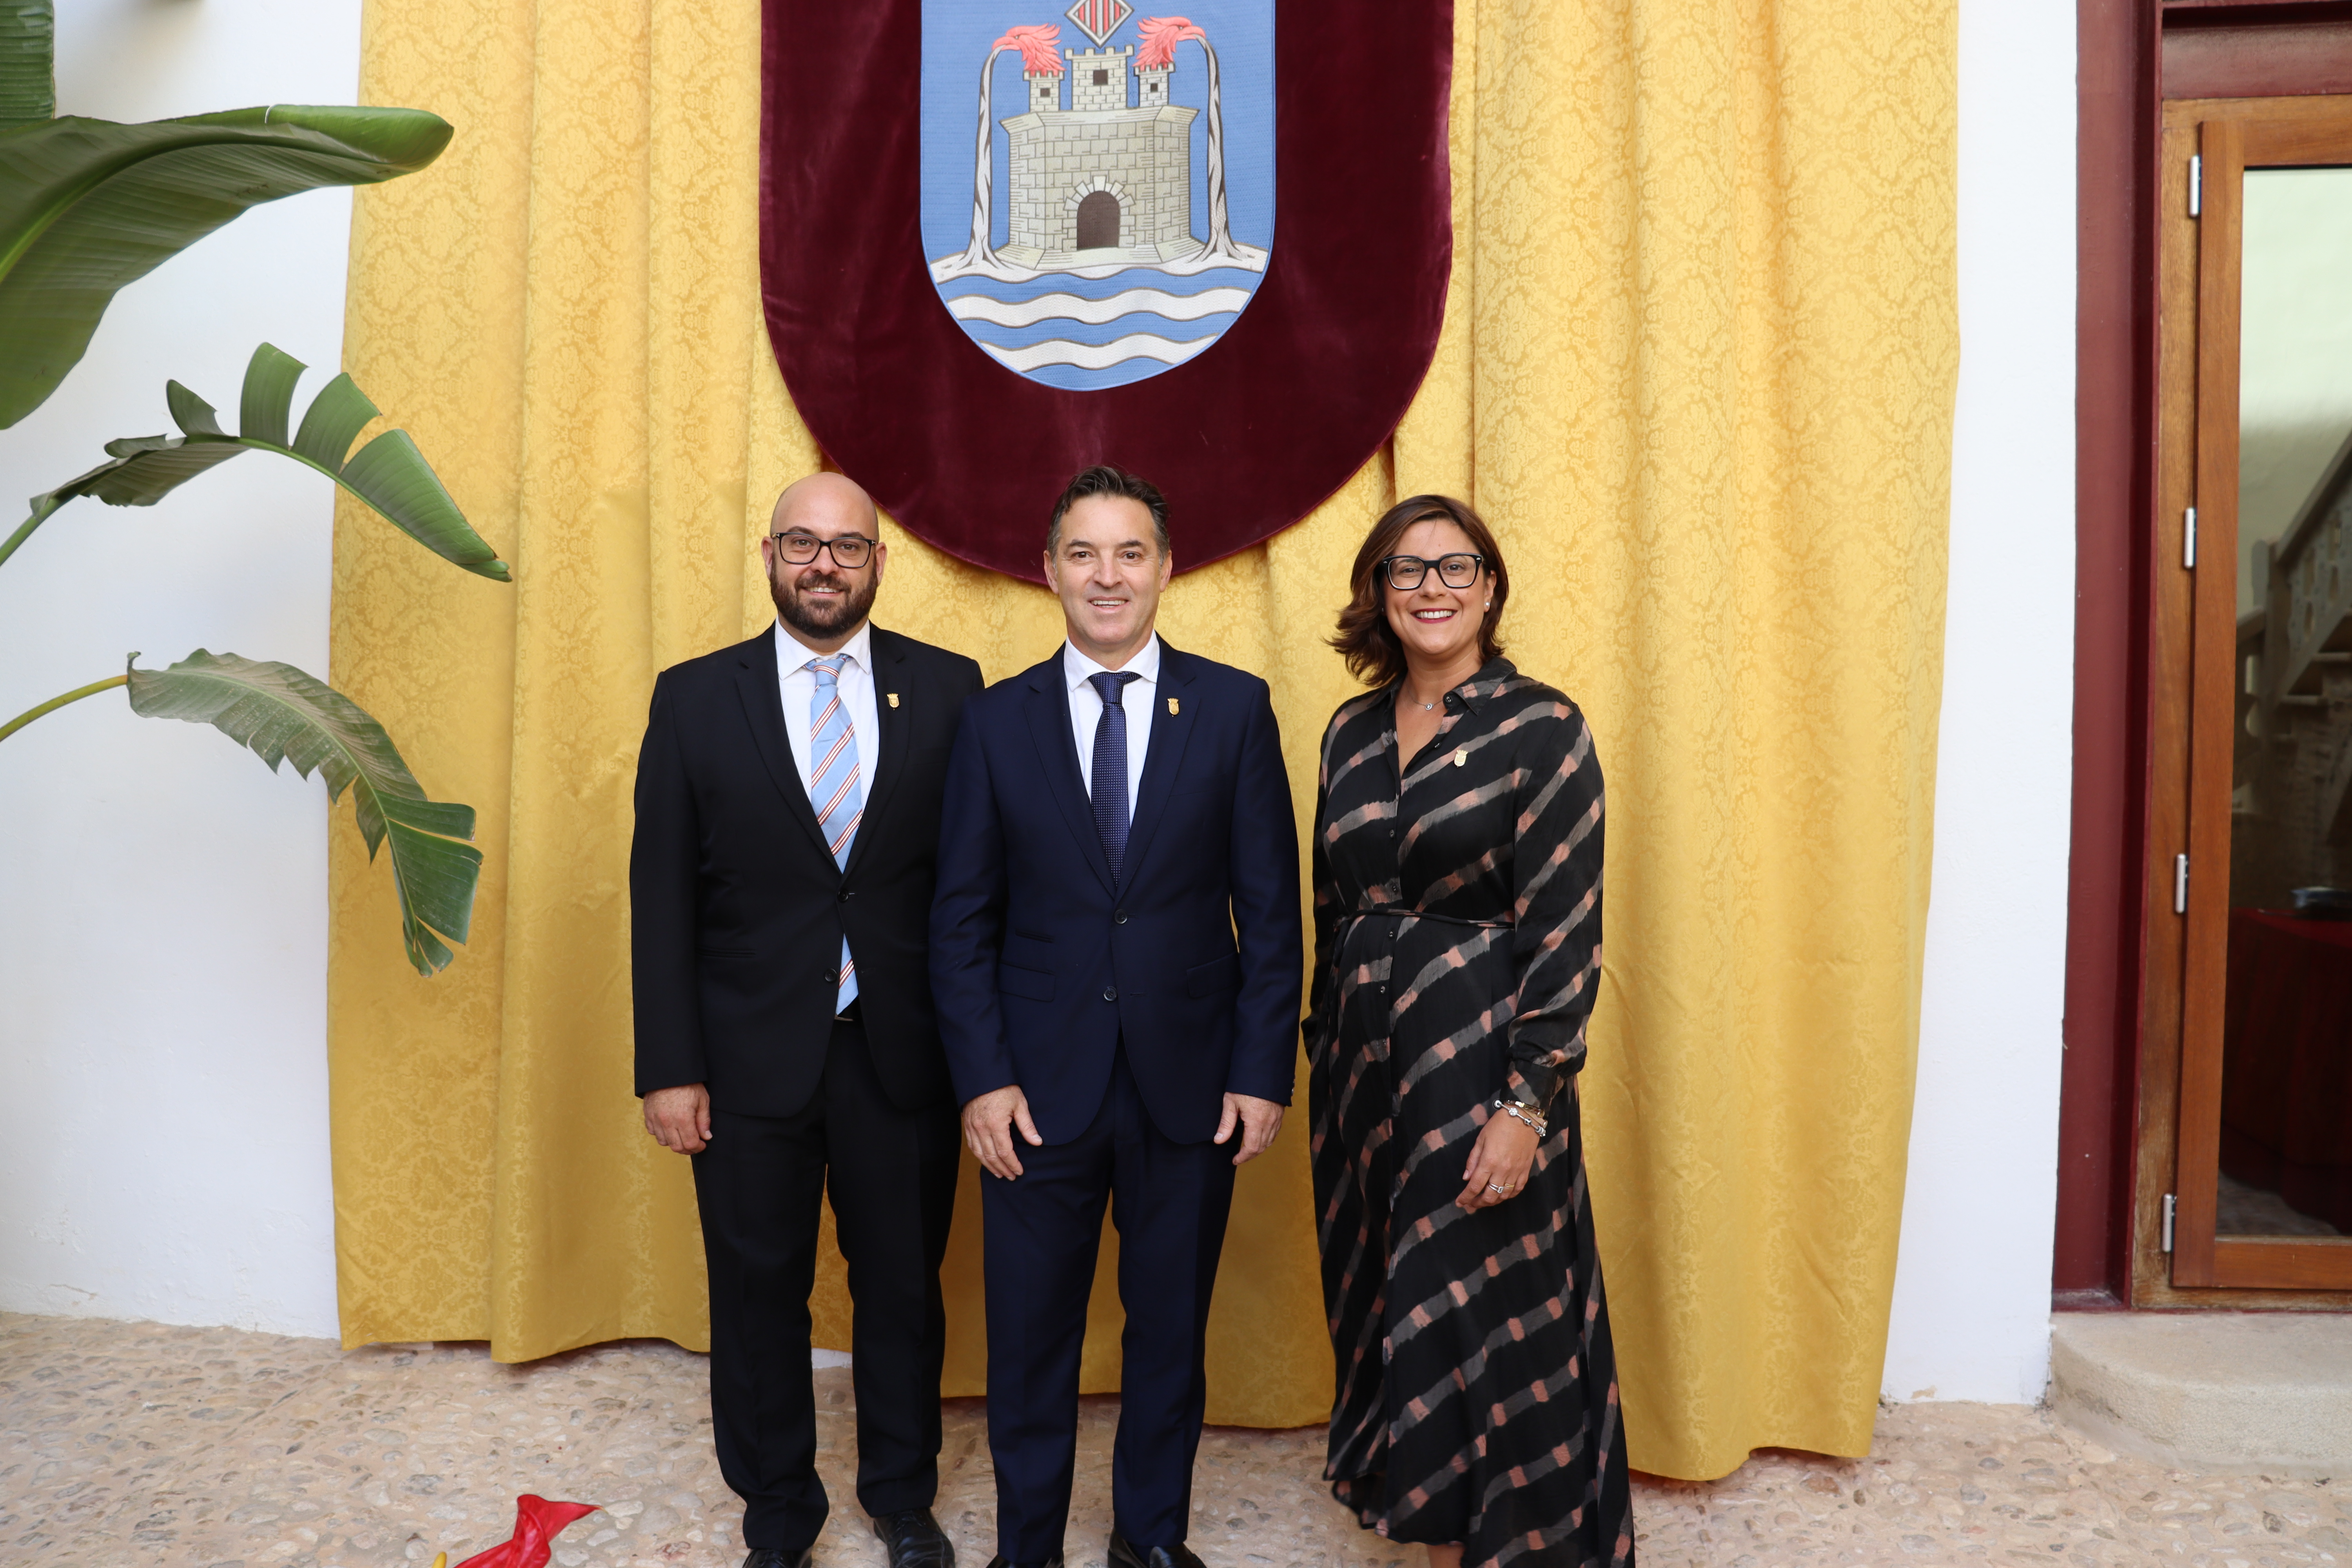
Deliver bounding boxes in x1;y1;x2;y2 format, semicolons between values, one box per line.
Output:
1306;496;1634;1568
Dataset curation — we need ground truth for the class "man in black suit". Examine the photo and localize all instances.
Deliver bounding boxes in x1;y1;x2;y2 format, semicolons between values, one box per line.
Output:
633;472;983;1568
930;466;1303;1568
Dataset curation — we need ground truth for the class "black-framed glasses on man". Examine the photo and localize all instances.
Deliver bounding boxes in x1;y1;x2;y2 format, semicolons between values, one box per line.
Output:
770;532;876;569
1379;552;1485;591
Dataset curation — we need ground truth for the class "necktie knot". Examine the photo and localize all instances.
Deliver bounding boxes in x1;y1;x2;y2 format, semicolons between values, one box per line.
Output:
1090;670;1139;708
809;653;849;687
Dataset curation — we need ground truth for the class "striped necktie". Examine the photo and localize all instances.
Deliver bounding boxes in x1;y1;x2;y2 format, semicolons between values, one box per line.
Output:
808;653;862;1013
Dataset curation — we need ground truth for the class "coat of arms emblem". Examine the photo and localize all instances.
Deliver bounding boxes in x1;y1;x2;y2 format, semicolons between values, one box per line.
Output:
922;2;1272;389
761;0;1451;581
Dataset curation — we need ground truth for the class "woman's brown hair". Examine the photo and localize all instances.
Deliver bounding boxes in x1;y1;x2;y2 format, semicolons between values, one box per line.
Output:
1329;494;1510;688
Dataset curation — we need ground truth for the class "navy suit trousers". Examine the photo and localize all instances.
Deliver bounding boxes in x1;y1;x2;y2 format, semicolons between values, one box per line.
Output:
982;1049;1238;1562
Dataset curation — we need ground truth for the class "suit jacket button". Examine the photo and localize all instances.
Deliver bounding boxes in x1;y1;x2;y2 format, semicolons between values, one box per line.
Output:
1103;986;1118;1002
1114;909;1127;924
824;969;839;985
838;889;853;903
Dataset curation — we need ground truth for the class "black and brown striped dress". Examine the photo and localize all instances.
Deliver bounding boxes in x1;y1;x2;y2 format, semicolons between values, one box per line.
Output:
1306;659;1633;1567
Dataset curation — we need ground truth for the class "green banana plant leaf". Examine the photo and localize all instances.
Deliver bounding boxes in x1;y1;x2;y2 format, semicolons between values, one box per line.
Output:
0;2;52;130
14;343;510;580
0;102;452;427
124;649;481;976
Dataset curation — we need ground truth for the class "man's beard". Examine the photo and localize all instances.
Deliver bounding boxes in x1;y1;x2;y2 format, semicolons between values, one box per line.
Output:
772;564;878;639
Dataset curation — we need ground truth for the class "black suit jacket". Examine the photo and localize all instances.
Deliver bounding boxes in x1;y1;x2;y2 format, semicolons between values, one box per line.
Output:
632;624;985;1118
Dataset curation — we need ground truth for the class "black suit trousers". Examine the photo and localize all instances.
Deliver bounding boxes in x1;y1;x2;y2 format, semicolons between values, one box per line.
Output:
691;1018;960;1550
981;1049;1239;1562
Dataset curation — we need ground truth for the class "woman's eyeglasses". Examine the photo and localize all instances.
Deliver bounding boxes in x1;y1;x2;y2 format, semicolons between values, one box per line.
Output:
1378;552;1485;591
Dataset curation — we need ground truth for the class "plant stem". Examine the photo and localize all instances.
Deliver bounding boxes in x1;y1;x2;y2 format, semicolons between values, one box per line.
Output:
0;673;128;743
0;507;49;571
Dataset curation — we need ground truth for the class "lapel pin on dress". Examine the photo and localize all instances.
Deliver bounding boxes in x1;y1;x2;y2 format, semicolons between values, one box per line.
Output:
1453;747;1467;767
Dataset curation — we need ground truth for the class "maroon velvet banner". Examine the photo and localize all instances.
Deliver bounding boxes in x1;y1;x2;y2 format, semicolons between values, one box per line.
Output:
760;0;1454;583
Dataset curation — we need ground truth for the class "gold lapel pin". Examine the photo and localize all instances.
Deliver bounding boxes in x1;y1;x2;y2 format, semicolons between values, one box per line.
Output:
1167;697;1180;715
1453;747;1467;767
887;693;900;708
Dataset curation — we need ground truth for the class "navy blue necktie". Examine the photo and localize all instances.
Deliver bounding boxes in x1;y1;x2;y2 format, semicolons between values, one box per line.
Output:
1089;670;1141;882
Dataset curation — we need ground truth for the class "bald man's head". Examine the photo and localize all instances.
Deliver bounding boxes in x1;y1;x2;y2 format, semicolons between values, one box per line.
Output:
771;471;878;535
764;472;886;652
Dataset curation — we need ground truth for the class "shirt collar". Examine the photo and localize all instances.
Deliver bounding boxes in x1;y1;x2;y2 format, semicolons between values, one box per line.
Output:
1454;656;1514;713
1064;633;1161;691
778;617;873;675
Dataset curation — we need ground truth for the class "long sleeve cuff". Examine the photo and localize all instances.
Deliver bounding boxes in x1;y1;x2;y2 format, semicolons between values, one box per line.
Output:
1503;1025;1585;1118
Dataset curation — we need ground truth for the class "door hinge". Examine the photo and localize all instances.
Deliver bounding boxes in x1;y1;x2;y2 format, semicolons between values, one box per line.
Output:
2174;853;2189;914
2185;506;2198;569
2162;1192;2177;1253
2190;154;2202;217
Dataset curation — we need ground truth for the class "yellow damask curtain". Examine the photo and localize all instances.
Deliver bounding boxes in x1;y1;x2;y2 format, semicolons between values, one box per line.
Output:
329;0;1954;1481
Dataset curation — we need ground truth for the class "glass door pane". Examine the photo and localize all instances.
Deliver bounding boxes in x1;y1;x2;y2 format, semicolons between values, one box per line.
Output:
2224;164;2352;1240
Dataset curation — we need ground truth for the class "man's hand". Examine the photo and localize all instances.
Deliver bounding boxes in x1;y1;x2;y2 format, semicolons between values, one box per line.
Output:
643;1084;712;1154
963;1085;1043;1179
1214;1092;1285;1166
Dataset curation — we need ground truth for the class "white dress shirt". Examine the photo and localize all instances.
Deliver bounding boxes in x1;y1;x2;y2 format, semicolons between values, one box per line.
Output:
1064;634;1160;821
778;619;880;810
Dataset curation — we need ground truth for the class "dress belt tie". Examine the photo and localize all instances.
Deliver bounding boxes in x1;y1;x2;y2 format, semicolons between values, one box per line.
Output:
1309;906;1515;1057
1341;904;1514;931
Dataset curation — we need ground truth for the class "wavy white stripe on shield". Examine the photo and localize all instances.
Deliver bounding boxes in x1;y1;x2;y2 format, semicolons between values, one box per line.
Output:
980;335;1218;373
948;287;1254;329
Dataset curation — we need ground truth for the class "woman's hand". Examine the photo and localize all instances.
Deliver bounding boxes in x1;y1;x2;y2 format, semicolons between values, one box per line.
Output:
1456;1109;1541;1210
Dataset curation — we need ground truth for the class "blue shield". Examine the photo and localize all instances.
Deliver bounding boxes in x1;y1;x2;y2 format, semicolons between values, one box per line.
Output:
921;1;1274;390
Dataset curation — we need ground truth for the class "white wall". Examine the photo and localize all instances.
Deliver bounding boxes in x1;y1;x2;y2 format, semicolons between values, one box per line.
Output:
0;0;361;1337
1881;0;2077;1404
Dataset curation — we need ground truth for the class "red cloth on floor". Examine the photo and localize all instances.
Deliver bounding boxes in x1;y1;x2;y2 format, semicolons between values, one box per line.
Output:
452;1496;600;1568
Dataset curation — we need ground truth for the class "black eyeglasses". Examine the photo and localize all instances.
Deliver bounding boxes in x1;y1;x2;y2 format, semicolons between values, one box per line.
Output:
1379;552;1485;591
770;532;876;569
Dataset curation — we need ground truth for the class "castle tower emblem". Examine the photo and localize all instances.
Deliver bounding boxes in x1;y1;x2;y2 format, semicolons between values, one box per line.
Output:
923;7;1273;390
995;42;1195;267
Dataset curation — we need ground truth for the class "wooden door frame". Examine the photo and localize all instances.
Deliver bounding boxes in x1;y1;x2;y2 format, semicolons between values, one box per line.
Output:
2149;93;2352;1296
2067;0;2352;1310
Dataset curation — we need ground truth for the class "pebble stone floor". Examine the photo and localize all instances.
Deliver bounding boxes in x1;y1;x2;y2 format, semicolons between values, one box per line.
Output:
5;1314;2348;1568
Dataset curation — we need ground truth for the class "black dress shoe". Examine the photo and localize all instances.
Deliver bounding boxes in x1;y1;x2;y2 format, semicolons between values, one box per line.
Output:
741;1550;814;1568
981;1555;1063;1568
872;1507;955;1568
1108;1532;1205;1568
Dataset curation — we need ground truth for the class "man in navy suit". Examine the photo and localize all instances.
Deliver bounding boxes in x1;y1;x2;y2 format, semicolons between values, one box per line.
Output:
930;466;1303;1568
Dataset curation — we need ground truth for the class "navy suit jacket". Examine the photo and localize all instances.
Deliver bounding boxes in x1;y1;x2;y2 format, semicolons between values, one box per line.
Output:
929;641;1303;1145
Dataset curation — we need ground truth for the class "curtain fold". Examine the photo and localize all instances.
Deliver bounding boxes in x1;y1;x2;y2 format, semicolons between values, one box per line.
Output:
330;0;1954;1480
